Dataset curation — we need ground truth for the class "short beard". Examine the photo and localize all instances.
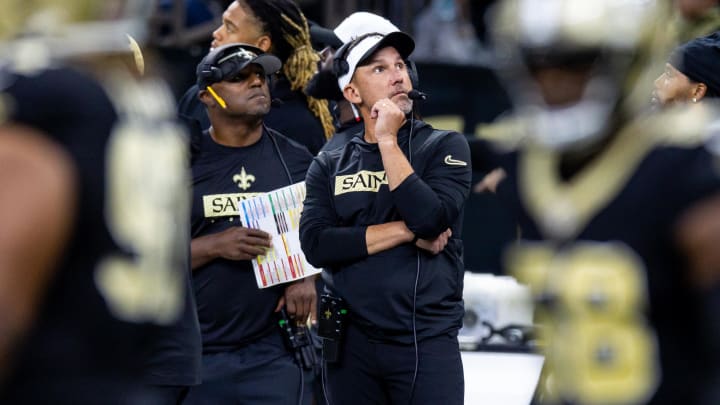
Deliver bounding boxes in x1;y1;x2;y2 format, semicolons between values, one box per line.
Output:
397;99;413;115
242;103;271;119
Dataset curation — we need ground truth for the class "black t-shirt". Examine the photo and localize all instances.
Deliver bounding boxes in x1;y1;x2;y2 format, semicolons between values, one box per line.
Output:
499;132;720;405
0;65;200;399
191;128;312;352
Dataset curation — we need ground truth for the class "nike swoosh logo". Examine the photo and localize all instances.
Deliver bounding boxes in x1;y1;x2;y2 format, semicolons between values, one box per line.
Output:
444;155;467;166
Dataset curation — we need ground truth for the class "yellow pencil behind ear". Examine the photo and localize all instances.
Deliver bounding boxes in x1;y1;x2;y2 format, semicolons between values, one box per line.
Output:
206;86;227;109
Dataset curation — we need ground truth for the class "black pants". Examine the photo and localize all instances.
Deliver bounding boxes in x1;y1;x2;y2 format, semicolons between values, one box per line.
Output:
324;323;464;405
184;331;303;405
0;379;161;405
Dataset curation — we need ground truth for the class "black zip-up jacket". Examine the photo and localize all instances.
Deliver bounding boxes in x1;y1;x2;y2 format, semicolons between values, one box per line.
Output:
300;119;472;343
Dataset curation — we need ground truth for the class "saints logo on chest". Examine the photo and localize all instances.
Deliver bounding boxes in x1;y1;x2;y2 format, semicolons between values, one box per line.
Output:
233;167;255;190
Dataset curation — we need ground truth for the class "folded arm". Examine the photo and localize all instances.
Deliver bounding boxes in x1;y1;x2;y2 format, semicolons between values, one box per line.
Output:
389;132;472;239
300;156;417;268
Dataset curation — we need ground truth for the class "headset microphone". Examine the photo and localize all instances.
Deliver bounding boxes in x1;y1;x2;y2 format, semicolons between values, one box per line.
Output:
408;89;428;101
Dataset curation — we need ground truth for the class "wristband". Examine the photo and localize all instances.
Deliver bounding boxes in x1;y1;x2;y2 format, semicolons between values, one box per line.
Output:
411;234;419;244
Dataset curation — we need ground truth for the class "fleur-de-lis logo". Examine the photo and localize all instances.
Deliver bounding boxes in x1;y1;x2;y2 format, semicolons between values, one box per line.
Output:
233;167;255;190
219;48;257;66
228;48;257;62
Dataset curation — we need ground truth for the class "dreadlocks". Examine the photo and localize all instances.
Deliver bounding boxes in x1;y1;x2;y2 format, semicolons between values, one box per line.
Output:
238;0;335;140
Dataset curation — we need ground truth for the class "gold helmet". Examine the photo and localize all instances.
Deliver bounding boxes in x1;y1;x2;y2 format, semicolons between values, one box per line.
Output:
490;0;669;150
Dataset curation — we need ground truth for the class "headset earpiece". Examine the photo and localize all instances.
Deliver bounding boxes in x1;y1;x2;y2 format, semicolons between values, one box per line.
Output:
332;42;352;76
211;66;224;81
331;32;384;77
198;46;248;85
333;58;350;77
199;65;223;83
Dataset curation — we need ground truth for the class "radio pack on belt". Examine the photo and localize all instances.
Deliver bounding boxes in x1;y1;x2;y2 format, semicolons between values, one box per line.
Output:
277;308;320;370
317;294;348;363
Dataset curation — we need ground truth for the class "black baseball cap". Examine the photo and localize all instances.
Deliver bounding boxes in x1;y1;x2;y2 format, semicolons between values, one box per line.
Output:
308;21;343;50
670;32;720;97
196;43;281;89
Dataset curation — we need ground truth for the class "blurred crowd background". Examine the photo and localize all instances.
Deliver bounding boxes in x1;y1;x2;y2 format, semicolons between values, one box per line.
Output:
154;0;509;119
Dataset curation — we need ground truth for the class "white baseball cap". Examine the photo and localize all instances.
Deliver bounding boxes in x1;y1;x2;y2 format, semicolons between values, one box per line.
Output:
336;31;415;91
333;12;400;43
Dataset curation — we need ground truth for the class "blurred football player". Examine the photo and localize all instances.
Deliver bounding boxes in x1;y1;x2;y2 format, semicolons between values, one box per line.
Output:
486;0;720;404
0;1;199;403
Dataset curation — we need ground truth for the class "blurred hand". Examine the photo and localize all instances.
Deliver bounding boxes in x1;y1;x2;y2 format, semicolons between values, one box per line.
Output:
213;226;272;261
276;276;317;325
416;228;452;255
473;168;506;194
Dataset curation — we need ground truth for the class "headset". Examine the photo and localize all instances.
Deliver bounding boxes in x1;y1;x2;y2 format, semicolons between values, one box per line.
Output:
197;43;278;110
198;44;267;85
331;32;374;77
196;44;265;83
331;32;421;89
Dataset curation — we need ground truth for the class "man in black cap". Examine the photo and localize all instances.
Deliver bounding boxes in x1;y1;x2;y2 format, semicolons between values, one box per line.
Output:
299;32;471;405
177;0;334;156
304;12;410;152
653;32;720;107
185;43;314;404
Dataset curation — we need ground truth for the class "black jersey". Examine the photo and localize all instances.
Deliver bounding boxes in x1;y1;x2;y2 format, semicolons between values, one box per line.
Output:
0;64;197;401
191;128;312;352
140;269;202;387
499;113;720;405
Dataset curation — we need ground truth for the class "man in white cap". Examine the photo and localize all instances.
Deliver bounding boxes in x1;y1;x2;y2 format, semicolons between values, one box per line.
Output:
300;31;470;405
306;12;419;151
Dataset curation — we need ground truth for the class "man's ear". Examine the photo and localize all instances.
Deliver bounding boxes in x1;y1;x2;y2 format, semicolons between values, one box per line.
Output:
693;83;708;102
256;35;272;53
198;88;213;107
343;83;362;105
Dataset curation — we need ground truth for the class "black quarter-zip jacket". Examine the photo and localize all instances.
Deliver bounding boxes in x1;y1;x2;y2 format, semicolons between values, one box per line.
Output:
300;119;472;343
